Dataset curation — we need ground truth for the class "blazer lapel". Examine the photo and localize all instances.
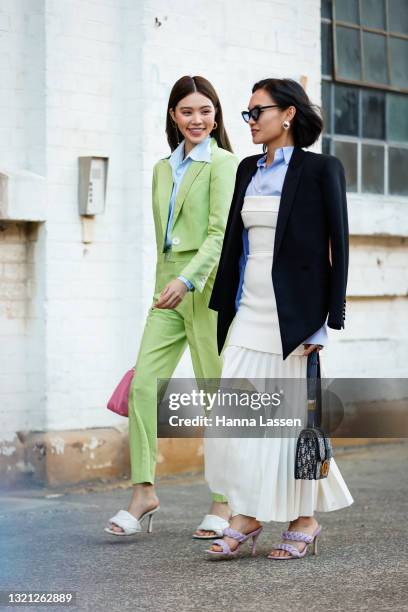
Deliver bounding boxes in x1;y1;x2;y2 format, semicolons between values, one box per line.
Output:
171;160;207;227
157;138;216;234
226;147;307;264
273;147;306;262
157;160;174;237
227;155;262;241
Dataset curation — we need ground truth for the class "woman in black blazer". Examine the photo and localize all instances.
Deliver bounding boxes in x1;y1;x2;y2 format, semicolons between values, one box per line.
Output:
204;78;354;560
210;110;348;361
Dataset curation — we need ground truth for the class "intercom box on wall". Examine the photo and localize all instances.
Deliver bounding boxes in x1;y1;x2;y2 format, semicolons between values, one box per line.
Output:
78;157;109;215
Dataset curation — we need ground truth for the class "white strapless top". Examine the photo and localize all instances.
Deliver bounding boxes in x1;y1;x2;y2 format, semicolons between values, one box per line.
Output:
227;195;305;356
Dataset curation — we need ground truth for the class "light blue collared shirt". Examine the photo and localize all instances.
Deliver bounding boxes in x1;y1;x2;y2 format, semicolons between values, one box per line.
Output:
166;135;212;291
235;146;328;347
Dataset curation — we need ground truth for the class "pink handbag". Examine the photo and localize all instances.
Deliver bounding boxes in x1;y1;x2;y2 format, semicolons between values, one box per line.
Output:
107;368;134;417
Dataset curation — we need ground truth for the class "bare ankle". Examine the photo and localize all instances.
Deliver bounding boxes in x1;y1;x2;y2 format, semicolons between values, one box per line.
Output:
210;501;231;518
230;514;260;530
133;483;156;495
289;516;317;528
130;484;158;507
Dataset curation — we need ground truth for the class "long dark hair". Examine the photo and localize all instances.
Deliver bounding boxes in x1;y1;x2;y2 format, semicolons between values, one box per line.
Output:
252;78;323;148
166;75;233;153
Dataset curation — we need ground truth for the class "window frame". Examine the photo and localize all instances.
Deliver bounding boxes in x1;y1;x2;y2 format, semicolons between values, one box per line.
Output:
322;80;408;196
322;0;408;94
322;0;408;197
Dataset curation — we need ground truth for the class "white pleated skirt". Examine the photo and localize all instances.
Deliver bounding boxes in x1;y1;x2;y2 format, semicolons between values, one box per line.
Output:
204;345;354;523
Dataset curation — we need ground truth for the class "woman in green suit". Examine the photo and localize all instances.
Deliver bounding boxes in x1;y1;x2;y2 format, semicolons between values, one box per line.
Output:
104;75;239;537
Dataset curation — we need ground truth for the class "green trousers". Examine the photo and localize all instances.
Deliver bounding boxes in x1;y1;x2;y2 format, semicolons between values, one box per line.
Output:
128;251;227;503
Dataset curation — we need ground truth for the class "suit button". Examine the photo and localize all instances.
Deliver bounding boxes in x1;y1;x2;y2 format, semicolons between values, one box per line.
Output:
172;237;180;245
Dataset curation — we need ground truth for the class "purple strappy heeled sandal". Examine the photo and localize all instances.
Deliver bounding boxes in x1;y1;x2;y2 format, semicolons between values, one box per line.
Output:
267;525;322;560
206;526;263;559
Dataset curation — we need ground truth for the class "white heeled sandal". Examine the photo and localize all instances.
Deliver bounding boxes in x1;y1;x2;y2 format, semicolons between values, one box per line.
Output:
192;514;230;539
104;506;160;536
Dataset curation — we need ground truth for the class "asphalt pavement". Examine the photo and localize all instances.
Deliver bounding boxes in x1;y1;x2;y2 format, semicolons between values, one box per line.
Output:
1;441;407;612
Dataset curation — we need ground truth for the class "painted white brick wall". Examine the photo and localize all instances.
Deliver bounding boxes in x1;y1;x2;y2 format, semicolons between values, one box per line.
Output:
0;0;407;448
0;0;47;446
43;0;141;431
140;0;322;382
0;0;45;174
0;221;46;437
0;225;28;416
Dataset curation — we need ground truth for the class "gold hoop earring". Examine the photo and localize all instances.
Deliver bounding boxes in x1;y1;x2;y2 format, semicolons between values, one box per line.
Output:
212;121;218;131
172;120;180;145
283;120;290;130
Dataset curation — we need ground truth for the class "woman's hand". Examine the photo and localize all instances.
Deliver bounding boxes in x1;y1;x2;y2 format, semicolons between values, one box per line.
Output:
302;343;323;356
154;279;188;309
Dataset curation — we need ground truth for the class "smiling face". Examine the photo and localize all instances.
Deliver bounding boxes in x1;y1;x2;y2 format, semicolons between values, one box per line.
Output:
169;92;216;148
247;88;296;148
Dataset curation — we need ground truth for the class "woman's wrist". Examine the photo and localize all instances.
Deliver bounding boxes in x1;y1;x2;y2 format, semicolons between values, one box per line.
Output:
177;275;195;291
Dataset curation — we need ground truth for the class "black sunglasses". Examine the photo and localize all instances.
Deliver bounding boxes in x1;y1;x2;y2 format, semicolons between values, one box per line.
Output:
241;104;280;123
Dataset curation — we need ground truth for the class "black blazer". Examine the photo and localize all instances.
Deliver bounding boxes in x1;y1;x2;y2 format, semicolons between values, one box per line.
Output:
208;146;349;360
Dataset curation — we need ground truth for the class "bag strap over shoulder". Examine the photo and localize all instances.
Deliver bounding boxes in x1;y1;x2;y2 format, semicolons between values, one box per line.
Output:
306;350;322;429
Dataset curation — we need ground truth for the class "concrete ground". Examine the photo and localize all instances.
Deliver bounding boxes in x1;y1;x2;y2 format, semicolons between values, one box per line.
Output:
0;442;407;612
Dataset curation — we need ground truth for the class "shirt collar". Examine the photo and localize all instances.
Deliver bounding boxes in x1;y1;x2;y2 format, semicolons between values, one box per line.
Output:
257;145;294;168
169;135;212;171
